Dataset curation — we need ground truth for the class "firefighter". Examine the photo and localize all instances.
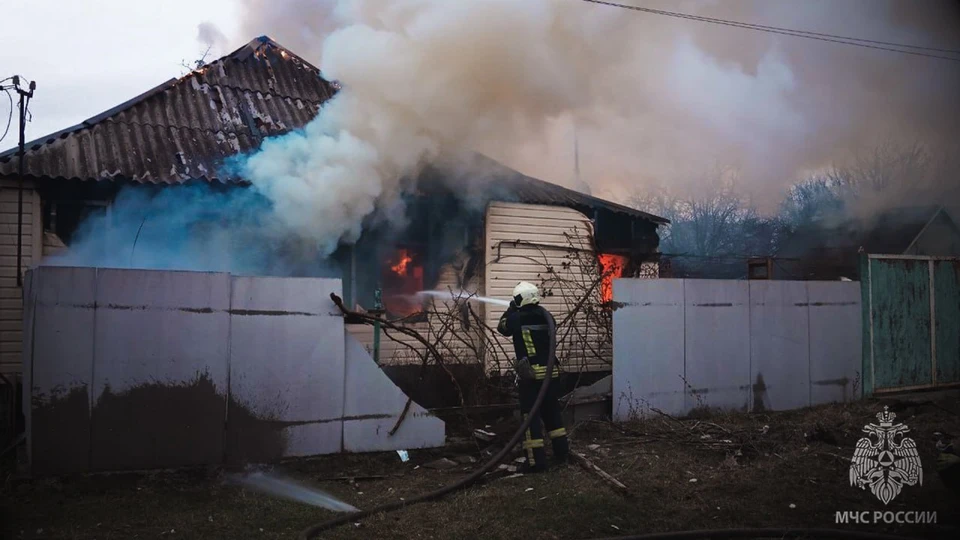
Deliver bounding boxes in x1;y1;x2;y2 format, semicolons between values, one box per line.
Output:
497;281;570;472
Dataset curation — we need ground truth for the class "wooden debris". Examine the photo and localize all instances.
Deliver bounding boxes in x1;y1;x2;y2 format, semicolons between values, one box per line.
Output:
474;429;496;442
570;450;634;499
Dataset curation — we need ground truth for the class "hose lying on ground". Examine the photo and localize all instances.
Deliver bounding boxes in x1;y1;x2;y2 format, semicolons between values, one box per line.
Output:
300;297;562;539
298;343;557;539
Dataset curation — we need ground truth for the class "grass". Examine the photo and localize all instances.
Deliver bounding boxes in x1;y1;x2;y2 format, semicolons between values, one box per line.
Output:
2;392;959;539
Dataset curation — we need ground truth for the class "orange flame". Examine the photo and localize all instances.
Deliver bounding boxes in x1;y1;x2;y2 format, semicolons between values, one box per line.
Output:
598;254;628;303
390;250;413;275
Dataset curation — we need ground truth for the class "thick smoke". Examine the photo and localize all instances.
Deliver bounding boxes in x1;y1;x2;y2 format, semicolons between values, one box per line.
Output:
197;22;230;55
237;0;643;254
46;184;339;277
53;0;960;272
239;0;960;214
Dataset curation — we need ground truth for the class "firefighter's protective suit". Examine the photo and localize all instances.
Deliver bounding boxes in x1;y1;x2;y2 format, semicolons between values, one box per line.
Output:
497;282;570;472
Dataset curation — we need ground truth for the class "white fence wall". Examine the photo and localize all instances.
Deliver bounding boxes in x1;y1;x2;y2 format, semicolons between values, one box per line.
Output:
24;266;443;475
613;279;861;419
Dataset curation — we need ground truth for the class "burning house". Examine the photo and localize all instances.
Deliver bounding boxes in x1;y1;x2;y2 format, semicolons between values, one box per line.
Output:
0;37;667;404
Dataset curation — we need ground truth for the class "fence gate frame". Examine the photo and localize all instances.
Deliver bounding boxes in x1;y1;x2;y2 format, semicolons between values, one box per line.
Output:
861;253;960;395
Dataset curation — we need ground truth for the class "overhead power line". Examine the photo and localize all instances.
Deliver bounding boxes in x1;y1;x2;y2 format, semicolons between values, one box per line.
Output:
581;0;960;63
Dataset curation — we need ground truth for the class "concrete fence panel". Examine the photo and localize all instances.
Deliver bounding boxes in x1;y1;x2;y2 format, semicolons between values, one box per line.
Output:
226;276;345;463
808;282;862;403
23;266;443;475
342;331;445;452
90;269;231;470
749;281;810;412
682;280;750;412
611;278;684;417
613;278;861;419
26;266;97;474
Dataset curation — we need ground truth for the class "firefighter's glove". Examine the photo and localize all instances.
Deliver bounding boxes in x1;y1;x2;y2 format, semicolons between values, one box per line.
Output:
514;357;537;381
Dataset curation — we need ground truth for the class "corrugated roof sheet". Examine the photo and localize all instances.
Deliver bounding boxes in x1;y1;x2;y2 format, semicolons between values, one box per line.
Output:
0;36;667;225
0;36;336;183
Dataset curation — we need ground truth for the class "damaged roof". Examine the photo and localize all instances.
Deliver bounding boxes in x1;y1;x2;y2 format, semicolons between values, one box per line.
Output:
0;36;667;225
0;36;336;183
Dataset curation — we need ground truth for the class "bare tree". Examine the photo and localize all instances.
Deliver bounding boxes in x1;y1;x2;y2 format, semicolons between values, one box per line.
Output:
781;139;960;230
779;175;848;229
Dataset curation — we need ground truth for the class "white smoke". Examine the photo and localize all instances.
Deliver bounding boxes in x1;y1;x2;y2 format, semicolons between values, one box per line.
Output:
239;0;639;254
197;22;230;54
237;0;960;224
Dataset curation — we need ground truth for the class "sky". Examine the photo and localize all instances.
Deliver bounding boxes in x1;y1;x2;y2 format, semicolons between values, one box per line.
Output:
2;0;959;212
1;0;242;152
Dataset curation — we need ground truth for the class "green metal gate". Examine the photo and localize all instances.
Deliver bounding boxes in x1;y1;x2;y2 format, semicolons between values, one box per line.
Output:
861;254;960;395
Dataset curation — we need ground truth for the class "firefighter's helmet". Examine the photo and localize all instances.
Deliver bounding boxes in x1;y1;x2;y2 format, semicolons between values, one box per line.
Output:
513;281;540;307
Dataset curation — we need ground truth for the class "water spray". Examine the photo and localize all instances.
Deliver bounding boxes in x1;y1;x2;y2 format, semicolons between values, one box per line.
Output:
227;471;359;513
415;290;510;307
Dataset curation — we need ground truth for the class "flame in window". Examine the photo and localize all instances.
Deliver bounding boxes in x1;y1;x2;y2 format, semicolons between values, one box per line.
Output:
383;249;424;316
390;250;413;275
598;254;628;303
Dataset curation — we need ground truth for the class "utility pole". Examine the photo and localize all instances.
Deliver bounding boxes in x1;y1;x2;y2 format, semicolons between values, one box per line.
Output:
13;76;35;287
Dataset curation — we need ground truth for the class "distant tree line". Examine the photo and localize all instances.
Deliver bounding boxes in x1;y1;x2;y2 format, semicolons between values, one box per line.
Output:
625;140;959;273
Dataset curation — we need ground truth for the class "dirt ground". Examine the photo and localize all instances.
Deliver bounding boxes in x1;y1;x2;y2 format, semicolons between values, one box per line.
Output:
3;391;960;540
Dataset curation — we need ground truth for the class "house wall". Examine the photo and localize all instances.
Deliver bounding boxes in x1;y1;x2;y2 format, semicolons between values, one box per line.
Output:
346;200;633;378
345;259;482;366
612;278;862;419
1;179;43;374
484;201;611;374
905;212;960;256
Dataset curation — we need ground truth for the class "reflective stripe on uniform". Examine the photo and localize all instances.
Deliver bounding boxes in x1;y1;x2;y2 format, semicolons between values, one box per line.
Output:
532;365;559;380
521;329;537;356
548;427;567;438
523;416;535;463
522;438;545;449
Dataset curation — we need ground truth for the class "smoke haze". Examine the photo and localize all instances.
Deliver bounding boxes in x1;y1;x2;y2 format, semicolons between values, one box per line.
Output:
45;184;340;277
237;0;960;214
52;0;960;272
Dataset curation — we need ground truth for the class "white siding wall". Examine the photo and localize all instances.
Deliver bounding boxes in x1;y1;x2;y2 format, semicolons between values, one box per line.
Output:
484;201;610;374
1;180;42;374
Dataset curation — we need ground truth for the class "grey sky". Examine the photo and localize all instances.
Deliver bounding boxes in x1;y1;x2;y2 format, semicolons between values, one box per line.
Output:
2;0;241;152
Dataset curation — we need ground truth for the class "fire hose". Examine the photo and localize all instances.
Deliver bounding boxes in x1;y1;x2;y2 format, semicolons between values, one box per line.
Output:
303;294;936;540
299;349;557;539
300;296;560;539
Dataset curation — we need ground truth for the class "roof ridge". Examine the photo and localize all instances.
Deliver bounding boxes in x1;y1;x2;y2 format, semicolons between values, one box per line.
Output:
0;36;331;163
